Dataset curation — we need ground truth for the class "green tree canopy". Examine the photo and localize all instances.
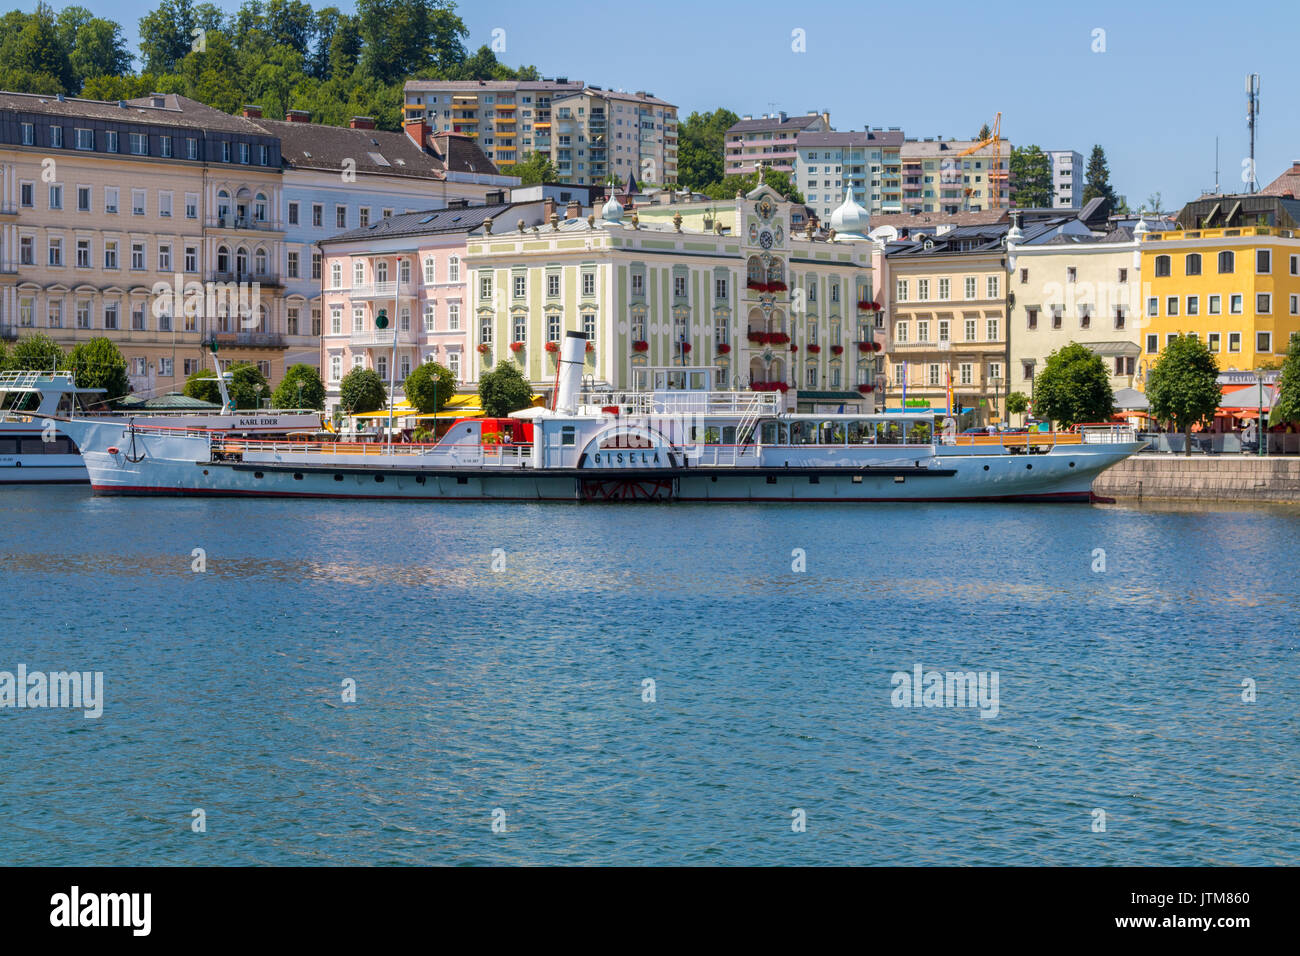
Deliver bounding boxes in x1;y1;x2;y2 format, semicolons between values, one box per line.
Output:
1032;342;1115;428
339;366;386;413
403;360;454;413
184;362;270;409
6;332;67;372
677;107;740;193
1146;334;1221;455
67;337;131;407
703;169;803;204
1010;145;1053;208
477;360;532;417
1006;391;1029;415
271;362;326;409
1081;144;1118;207
1267;334;1300;424
514;151;558;186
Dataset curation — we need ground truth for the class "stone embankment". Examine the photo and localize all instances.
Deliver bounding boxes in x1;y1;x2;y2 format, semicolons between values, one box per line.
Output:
1093;454;1300;503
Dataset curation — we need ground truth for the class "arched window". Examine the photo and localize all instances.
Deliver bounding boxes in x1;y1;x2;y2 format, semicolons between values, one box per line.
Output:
424;258;436;284
254;192;268;222
217;245;230;273
235;247;249;278
746;256;764;284
1154;255;1171;277
1185;253;1202;276
254;247;267;275
354;260;365;286
1218;251;1235;274
377;260;389;283
330;262;341;288
217;189;231;219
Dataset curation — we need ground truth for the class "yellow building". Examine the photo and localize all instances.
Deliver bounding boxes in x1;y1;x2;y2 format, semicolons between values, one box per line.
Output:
1140;195;1300;371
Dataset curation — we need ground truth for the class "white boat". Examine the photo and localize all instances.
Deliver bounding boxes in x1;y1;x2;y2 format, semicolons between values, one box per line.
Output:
2;368;323;485
57;333;1145;502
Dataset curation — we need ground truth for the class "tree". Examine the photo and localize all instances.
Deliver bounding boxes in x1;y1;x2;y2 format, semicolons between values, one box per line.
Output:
513;151;558;186
1032;342;1115;429
67;338;131;407
1009;145;1053;208
1081;145;1118;206
1146;335;1221;456
339;366;386;413
184;362;270;409
703;168;803;204
356;0;467;85
477;360;532;417
66;15;133;88
975;122;991;141
677;107;740;193
138;0;197;75
1267;334;1300;424
7;332;67;372
271;362;326;409
1006;391;1029;423
7;3;75;93
1144;191;1163;215
403;360;454;413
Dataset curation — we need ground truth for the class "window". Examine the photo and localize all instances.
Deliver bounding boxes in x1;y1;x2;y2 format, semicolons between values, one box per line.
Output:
336;206;347;228
583;312;597;343
896;279;908;301
312;204;323;227
1230;294;1243;314
312;253;321;280
965;277;977;299
1187;296;1199;316
1166;296;1178;317
288;202;299;226
965;318;977;341
1146;333;1158;353
287;251;299;278
631;273;644;296
479;315;492;345
131;242;145;270
132;189;145;215
1114;307;1126;330
49;184;63;210
104;187;118;214
917;279;929;301
895;321;908;343
185;245;197;272
352;307;365;332
330;307;342;335
479;273;493;300
19;236;33;265
20;182;33;207
48;238;62;266
132;305;146;331
986;275;999;299
239;142;250;165
424;258;436;284
928;363;941;386
1257;293;1271;314
1051;306;1063;330
1066;266;1078;283
104;240;118;269
448;303;459;330
917;320;930;342
20;122;33;145
312;308;321;337
958;362;972;386
330;263;342;289
1292;294;1299;315
986;317;999;341
1018;269;1027;286
1257;249;1271;274
76;239;90;268
1257;331;1272;353
1218;250;1234;273
354;261;365;286
185;193;198;219
129;132;148;155
513;274;527;299
1114;356;1135;376
1154;255;1171;277
186;138;197;160
1209;294;1221;314
1025;306;1038;330
158;244;171;271
673;275;686;299
423;303;436;332
1229;332;1241;352
1208;332;1221;352
448;256;459;282
1185;253;1201;275
103;303;119;329
1118;267;1128;283
1022;360;1036;380
77;186;91;211
716;277;728;300
1147;297;1158;317
938;320;949;342
159;358;173;377
159;192;172;218
160;136;172;158
448;352;461;382
50;125;63;148
359;207;370;228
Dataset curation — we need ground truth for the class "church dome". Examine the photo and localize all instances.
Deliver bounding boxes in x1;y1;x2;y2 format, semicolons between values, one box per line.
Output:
829;188;870;239
601;193;624;223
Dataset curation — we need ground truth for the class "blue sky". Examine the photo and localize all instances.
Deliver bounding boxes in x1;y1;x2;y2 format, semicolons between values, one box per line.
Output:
23;0;1300;209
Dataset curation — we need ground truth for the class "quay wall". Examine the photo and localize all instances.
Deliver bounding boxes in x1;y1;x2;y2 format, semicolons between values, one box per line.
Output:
1093;455;1300;503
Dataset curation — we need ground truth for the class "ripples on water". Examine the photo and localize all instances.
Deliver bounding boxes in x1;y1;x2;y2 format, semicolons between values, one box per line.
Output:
1;488;1297;865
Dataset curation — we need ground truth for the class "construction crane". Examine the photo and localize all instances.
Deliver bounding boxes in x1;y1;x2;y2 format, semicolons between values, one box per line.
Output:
955;112;1004;211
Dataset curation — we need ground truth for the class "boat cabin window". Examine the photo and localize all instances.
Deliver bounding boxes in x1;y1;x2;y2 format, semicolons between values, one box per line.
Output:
560;426;575;446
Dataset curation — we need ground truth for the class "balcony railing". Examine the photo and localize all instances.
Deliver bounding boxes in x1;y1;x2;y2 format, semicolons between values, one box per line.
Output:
212;331;284;348
350;281;418;299
349;328;420;347
208;270;281;286
206;215;284;232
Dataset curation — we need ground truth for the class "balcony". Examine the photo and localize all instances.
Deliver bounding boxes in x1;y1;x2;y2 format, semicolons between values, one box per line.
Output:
349;281;418;299
0;324;18;341
212;331;285;348
349;328;420;347
205;215;284;233
209;270;281;287
0;202;17;218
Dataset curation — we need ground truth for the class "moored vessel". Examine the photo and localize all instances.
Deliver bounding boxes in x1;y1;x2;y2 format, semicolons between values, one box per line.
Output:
58;333;1145;501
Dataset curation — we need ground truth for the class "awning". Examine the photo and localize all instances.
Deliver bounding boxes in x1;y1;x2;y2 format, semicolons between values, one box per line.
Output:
1114;387;1150;410
1087;341;1141;357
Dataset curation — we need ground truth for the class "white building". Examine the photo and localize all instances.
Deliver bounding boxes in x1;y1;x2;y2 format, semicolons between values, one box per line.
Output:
1046;150;1084;209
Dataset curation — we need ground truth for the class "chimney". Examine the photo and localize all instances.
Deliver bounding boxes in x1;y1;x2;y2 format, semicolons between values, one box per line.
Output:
403;116;429;152
553;331;588;414
241;105;263;119
286;109;311;123
349;116;376;130
565;199;581;220
485;189;505;204
543;196;557;222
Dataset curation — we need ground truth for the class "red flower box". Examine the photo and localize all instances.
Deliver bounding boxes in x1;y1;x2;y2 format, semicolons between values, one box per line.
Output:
857;341;873;353
766;280;788;293
807;343;821;354
747;331;768;345
477;343;491;354
831;345;844;355
544;341;559;353
747;280;768;292
510;341;525;353
751;381;790;393
632;340;649;352
858;384;875;393
680;342;692;354
767;332;790;345
790;343;798;353
717;343;731;354
857;300;881;312
585;342;594;353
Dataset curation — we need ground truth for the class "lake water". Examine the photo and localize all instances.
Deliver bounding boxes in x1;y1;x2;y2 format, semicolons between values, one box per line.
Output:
2;487;1298;865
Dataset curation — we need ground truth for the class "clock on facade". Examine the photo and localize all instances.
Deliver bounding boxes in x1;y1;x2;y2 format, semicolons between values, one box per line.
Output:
758;229;774;249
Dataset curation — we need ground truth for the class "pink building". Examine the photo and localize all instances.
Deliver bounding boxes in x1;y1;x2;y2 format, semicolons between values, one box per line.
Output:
318;200;545;417
724;111;829;175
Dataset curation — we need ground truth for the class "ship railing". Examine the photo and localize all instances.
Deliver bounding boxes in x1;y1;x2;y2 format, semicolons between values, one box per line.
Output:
209;437;534;465
1079;423;1138;444
577;390;780;417
943;432;1083;449
679;442;762;467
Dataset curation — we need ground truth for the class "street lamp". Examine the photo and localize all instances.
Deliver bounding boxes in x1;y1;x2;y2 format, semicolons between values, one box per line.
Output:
1256;368;1266;457
989;373;1002;431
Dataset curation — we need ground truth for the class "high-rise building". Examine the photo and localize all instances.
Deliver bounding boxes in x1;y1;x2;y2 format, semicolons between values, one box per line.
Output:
1045;150;1084;209
899;138;1014;215
795;129;905;219
724;112;830;176
402;79;678;186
